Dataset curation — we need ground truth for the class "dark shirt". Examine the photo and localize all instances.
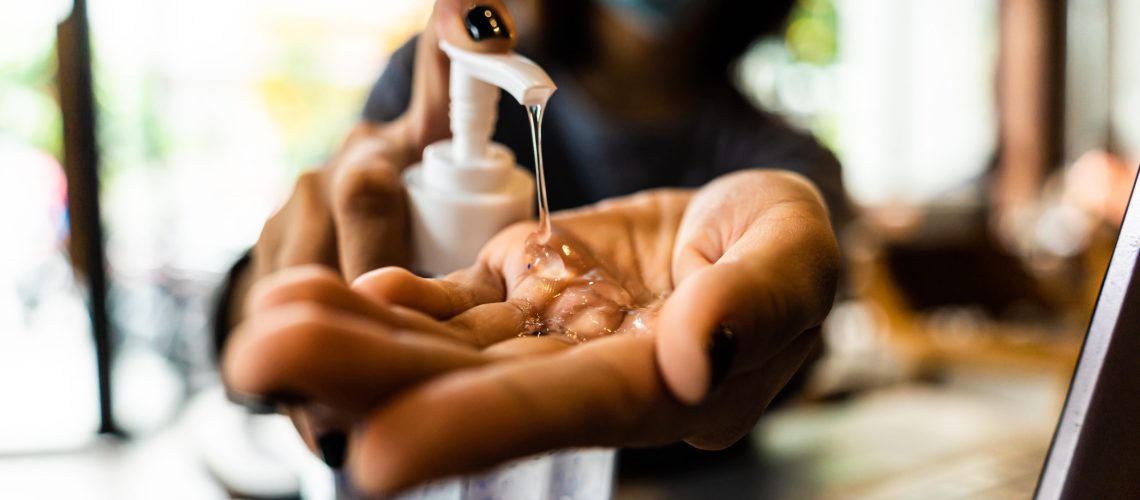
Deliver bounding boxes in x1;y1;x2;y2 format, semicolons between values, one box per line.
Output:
363;37;850;225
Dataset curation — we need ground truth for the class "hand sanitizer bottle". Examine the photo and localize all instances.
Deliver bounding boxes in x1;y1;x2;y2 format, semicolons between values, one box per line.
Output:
403;40;556;276
394;41;616;500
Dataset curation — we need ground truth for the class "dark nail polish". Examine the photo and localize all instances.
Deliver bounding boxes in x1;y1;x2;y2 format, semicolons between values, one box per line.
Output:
708;325;738;394
465;5;511;41
318;431;348;469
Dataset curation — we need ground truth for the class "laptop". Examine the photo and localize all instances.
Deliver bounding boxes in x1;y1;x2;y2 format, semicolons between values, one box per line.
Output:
1034;166;1140;499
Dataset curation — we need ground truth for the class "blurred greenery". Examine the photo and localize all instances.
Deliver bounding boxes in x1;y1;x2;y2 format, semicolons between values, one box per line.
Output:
787;0;838;66
259;43;367;173
94;57;173;182
0;31;63;158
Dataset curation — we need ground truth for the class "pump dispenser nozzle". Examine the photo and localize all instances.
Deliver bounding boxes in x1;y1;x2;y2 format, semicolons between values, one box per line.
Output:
402;41;556;276
441;40;556;163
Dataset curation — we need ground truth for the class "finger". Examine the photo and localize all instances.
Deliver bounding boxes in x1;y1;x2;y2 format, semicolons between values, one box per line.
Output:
351;266;534;347
348;335;693;495
285;405;354;470
403;0;517;149
284;406;319;453
480;335;575;358
432;0;516;52
446;300;533;347
656;263;792;406
683;328;821;449
223;303;490;416
246;266;465;343
351;264;504;319
329;145;409;281
658;171;839;406
253;170;337;279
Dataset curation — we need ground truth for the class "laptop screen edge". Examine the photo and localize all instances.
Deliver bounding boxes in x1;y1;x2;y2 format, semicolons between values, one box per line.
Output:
1035;165;1140;499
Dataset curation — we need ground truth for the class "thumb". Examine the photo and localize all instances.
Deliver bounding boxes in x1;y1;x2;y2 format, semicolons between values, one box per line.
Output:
402;1;517;150
654;261;815;407
655;170;840;406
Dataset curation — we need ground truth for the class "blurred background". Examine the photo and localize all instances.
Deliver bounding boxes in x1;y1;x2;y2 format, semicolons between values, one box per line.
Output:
0;0;1136;498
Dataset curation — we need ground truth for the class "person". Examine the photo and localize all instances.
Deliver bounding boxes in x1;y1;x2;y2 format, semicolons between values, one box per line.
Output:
216;0;846;495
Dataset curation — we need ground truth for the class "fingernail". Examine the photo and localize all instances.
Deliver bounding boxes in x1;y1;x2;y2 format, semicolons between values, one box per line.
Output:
708;325;738;394
318;431;348;469
465;5;512;41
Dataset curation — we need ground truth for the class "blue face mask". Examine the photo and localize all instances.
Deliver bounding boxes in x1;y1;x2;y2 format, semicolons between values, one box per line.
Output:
597;0;697;37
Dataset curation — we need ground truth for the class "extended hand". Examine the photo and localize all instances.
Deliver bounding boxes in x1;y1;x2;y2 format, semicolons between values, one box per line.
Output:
229;0;518;328
224;169;839;494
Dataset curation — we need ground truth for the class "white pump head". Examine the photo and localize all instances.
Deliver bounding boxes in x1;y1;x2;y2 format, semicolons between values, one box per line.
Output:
440;40;556;164
403;41;554;276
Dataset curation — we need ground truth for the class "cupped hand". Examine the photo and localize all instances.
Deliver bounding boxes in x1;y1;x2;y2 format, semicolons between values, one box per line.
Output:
223;169;840;494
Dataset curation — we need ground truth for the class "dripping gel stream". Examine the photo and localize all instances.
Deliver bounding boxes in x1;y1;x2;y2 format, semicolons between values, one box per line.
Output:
523;103;567;279
526;104;552;242
518;103;663;343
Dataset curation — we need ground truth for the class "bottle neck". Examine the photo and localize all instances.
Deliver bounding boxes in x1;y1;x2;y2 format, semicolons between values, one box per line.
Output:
449;69;501;163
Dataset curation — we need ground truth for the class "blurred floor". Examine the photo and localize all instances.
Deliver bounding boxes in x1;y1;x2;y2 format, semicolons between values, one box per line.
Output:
618;370;1066;500
0;426;224;499
0;363;1067;499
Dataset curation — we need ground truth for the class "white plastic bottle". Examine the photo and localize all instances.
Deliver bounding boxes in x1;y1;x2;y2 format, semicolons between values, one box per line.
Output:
395;41;616;500
403;41;556;276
